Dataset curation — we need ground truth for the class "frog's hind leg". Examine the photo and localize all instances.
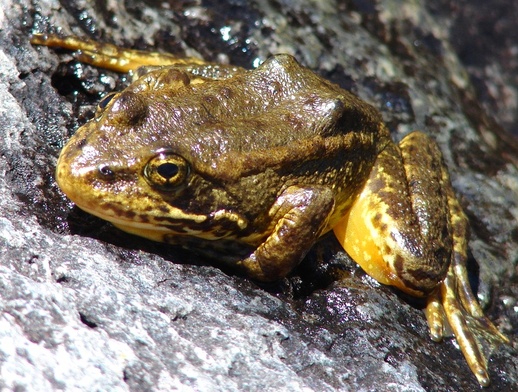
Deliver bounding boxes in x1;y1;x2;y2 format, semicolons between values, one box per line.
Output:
30;33;243;79
334;131;508;386
437;187;509;386
30;33;209;73
334;131;452;297
425;143;508;386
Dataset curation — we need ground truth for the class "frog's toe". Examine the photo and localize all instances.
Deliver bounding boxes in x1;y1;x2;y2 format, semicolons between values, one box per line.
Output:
475;368;491;387
424;291;449;342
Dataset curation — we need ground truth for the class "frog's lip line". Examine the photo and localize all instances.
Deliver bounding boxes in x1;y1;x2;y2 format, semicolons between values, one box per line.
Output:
72;201;206;233
75;203;170;232
73;201;242;240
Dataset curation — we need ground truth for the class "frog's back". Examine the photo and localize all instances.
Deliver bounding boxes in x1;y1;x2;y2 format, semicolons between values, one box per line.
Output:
116;54;388;181
190;54;386;152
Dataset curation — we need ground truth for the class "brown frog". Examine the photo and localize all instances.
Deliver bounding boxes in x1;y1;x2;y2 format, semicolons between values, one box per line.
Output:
31;33;508;386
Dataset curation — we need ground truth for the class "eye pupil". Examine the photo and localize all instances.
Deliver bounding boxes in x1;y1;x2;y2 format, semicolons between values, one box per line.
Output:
157;162;179;179
144;152;189;190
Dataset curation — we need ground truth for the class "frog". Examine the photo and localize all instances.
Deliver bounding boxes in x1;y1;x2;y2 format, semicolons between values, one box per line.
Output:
31;33;508;386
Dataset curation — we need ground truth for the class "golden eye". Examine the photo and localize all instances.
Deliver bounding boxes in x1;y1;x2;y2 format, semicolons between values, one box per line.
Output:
144;152;189;190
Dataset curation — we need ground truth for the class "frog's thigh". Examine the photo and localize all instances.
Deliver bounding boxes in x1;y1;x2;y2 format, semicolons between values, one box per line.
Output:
239;186;335;281
334;132;452;297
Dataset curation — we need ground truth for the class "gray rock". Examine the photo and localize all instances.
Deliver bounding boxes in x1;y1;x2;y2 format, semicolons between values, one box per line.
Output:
0;0;516;391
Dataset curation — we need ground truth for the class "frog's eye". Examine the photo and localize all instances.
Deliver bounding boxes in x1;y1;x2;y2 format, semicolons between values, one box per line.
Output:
144;152;189;190
98;93;116;110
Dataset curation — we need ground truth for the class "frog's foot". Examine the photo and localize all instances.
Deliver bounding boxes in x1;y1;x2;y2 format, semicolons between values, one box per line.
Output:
31;33;208;73
425;260;509;387
30;32;245;79
334;131;508;386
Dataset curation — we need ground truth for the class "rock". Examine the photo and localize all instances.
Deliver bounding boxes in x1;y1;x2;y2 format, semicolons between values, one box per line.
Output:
0;0;516;390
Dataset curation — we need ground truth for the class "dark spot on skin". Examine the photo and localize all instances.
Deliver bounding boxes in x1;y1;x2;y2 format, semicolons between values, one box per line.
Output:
369;176;386;193
161;224;189;233
394;254;405;276
380;223;388;231
405;144;417;155
203;95;217;104
368;200;378;211
98;134;110;144
384;244;392;255
302;94;319;107
219;86;233;99
75;136;87;150
377;190;393;201
380;191;409;222
106;204;126;217
123;210;136;219
138;214;150;223
267;80;283;95
148;194;169;205
158;206;169;213
159;68;191;86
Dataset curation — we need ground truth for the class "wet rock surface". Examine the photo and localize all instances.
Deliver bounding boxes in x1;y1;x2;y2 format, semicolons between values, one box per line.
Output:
1;0;516;391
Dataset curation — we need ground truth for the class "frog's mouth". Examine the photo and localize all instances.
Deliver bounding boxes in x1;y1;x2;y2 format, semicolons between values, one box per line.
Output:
73;199;215;243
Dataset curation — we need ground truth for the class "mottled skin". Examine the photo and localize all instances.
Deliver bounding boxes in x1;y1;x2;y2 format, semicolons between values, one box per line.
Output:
31;34;508;386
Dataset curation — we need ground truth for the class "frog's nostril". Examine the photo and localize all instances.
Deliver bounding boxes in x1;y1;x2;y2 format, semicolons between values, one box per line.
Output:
98;164;115;179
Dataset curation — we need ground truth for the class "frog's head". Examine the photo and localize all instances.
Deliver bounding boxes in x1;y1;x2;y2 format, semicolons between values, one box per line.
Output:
55;67;249;242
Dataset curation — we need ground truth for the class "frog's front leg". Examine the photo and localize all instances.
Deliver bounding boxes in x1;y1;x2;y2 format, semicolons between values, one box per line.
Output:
334;131;508;386
238;186;335;281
